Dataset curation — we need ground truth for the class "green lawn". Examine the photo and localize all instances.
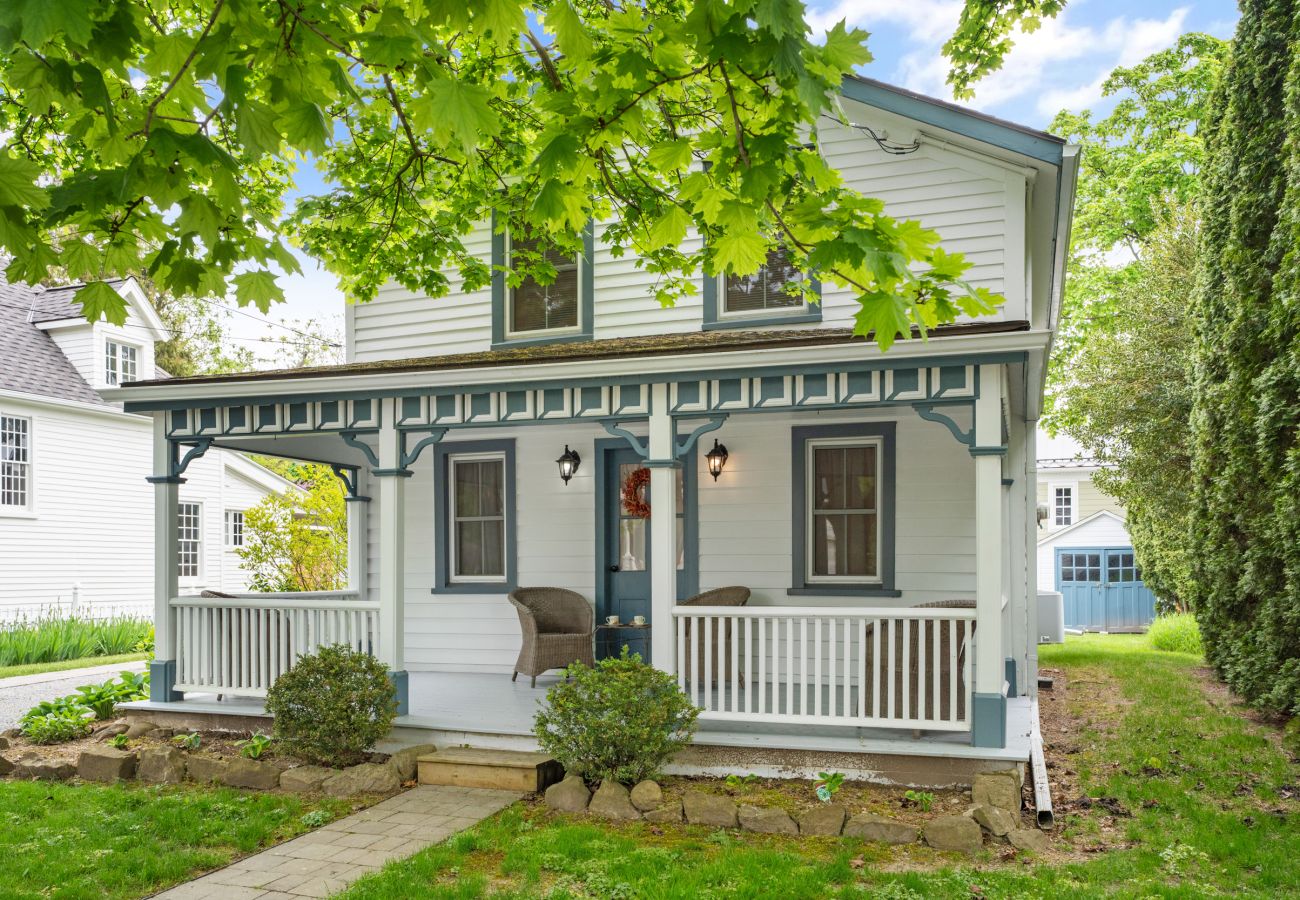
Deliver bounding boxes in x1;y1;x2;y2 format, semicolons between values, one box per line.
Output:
0;781;353;900
0;652;149;680
337;634;1300;899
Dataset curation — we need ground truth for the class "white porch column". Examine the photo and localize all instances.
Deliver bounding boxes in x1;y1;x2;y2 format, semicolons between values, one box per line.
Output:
346;467;369;593
373;399;410;714
972;364;1007;747
148;413;181;701
648;383;679;673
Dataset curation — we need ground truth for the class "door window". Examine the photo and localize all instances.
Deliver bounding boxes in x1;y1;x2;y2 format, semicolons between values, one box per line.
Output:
617;463;683;571
1059;552;1101;583
1106;551;1138;583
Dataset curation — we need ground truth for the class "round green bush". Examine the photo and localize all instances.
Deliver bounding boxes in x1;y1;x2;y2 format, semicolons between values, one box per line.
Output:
265;644;397;767
534;649;700;784
1147;613;1204;657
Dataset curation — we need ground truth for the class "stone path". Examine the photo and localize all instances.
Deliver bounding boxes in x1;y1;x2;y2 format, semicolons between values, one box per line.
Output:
150;785;520;899
0;660;147;729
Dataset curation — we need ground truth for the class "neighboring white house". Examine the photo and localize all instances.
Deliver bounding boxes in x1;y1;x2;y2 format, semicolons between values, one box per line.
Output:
114;75;1080;783
1035;430;1157;631
0;277;299;618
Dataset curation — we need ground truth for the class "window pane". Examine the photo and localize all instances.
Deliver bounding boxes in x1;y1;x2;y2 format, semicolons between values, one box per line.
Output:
479;460;504;516
844;446;877;509
844;513;877;576
619;518;646;571
510;238;579;333
0;416;29;507
724;246;804;313
455;462;481;517
812;448;845;510
457;520;483;577
812;512;841;576
481;519;504;576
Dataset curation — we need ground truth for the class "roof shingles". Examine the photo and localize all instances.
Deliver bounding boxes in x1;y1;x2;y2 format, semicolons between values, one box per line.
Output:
0;280;110;406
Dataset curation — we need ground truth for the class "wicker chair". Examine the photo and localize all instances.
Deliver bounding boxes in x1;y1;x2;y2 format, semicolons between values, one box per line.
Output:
861;599;976;725
508;588;595;687
679;586;750;686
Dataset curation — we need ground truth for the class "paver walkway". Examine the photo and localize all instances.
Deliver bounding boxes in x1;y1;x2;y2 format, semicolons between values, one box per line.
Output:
151;785;520;899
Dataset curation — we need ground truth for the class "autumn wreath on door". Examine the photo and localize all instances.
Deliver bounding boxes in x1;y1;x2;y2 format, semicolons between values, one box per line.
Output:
621;466;652;518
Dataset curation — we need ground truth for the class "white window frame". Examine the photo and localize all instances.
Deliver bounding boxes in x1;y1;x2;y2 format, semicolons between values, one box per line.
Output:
717;246;813;322
504;232;585;341
804;435;883;585
1050;482;1077;528
447;451;508;584
0;412;34;517
104;339;140;386
178;501;203;582
225;509;245;549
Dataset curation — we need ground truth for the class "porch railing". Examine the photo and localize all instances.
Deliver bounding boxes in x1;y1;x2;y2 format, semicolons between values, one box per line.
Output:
672;605;975;732
170;591;377;697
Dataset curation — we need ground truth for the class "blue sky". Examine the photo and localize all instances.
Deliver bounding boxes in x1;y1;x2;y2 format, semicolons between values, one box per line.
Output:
237;1;1239;360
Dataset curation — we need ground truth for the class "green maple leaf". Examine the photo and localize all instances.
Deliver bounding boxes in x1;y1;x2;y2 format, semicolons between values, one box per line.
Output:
0;154;46;209
237;102;283;156
648;138;693;173
18;0;93;47
74;281;129;326
711;228;768;276
477;0;525;45
814;20;873;78
530;179;587;232
281;101;330;154
853;292;912;351
548;2;593;64
232;270;285;313
647;206;690;251
420;78;499;154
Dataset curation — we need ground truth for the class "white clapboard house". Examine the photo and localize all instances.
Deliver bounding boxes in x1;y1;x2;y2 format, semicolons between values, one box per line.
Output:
113;76;1078;784
0;277;299;619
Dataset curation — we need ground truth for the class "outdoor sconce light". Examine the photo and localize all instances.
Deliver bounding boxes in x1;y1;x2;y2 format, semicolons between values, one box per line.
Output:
1036;503;1050;529
556;445;581;485
705;439;729;481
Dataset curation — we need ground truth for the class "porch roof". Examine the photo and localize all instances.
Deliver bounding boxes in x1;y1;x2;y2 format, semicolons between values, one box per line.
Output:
123;321;1029;390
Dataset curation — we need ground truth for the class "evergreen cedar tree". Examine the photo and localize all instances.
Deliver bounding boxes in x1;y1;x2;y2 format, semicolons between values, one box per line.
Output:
0;1;1058;349
1191;0;1300;715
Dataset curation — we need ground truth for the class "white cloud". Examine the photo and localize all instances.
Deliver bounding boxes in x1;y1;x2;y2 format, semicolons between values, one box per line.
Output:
805;0;962;45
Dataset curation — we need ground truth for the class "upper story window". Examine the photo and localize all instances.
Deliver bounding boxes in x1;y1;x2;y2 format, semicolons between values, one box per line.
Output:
723;246;809;317
225;510;245;548
508;236;580;337
105;341;139;385
1;414;31;511
1053;485;1074;527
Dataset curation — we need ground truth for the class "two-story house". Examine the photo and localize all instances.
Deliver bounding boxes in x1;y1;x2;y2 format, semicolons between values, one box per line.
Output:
113;75;1078;786
0;277;298;619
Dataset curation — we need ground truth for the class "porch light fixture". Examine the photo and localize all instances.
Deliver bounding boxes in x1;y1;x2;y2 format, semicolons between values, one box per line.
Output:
705;439;729;481
556;445;581;484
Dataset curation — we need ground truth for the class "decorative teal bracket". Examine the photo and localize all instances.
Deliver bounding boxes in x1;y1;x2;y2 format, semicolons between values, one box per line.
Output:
675;415;728;457
330;465;370;502
602;421;649;458
339;430;380;469
913;401;974;448
602;415;728;461
146;437;214;484
399;427;448;470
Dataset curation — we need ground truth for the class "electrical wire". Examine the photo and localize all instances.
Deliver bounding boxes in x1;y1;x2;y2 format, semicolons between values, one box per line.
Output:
819;114;922;155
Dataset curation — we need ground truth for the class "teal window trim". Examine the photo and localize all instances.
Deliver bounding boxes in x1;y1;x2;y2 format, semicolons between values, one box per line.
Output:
789;422;896;595
491;216;594;349
432;438;518;594
702;263;822;331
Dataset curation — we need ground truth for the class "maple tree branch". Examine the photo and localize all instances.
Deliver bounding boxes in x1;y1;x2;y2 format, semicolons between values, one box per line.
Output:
142;0;225;136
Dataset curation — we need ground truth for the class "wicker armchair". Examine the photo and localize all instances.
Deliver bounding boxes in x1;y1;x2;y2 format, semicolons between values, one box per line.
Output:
861;599;976;724
508;588;595;687
680;586;750;686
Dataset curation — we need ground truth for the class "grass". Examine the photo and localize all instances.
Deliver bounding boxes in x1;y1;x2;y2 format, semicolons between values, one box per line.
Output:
0;780;353;900
0;652;149;680
336;634;1300;899
1147;612;1204;656
0;615;152;668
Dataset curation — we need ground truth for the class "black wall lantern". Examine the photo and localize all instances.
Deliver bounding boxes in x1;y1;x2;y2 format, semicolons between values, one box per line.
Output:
705;439;729;481
556;445;581;484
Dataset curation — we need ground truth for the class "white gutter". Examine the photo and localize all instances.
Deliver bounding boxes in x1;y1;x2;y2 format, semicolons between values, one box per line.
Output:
107;327;1052;406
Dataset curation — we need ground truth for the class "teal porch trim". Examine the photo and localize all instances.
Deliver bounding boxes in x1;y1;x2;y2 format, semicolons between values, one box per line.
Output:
388;670;409;716
431;437;518;594
340;431;380;469
1005;657;1018;699
399;427;448;470
971;692;1007;748
491;218;594;349
913;401;975;447
149;659;181;702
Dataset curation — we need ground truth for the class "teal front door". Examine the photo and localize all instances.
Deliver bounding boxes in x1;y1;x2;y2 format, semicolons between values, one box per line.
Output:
1056;547;1157;631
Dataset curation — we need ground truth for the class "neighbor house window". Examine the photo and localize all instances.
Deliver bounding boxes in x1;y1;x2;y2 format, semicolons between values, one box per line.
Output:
105;341;139;385
178;502;201;579
434;439;517;593
1053;485;1074;527
508;235;580;336
723;245;808;316
0;415;31;510
791;424;896;594
225;510;244;548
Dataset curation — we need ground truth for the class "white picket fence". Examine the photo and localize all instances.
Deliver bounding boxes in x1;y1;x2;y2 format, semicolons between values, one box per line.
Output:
170;591;377;697
672;605;976;732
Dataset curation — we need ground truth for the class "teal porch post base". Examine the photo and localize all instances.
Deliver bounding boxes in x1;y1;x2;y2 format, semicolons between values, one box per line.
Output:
971;692;1007;748
388;670;409;716
1005;657;1018;699
149;659;182;702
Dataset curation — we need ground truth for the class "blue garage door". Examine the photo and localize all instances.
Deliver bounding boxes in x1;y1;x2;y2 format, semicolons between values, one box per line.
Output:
1056;548;1157;631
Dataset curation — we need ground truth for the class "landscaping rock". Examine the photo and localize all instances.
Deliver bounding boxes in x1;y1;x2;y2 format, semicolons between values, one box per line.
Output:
683;791;738;828
843;812;918;844
971;771;1021;815
137;748;185;784
643;800;684;824
1;728;20;739
77;748;136;783
124;721;158;739
738;805;798;835
222;758;280;790
387;743;437;781
1007;828;1050;854
322;762;400;797
92;722;129;741
629;780;663;812
923;816;983;854
544;775;591;812
14;754;75;781
280;765;333;792
0;754;14;776
0;736;9;750
799;804;847;836
589;781;640;821
970;804;1017;837
185;755;230;784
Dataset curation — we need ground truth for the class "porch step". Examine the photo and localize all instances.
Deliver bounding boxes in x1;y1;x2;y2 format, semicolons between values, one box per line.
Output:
417;747;564;793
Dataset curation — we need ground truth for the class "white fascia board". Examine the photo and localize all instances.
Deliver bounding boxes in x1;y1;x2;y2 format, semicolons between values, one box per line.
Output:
1036;509;1126;547
107;328;1052;406
0;387;144;423
223;451;305;495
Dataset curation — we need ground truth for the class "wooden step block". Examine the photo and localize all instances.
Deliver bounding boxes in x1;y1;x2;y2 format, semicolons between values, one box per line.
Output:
417;748;564;792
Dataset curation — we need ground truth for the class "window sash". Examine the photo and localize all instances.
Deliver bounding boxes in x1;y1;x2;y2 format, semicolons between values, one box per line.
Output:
105;341;139;386
178;502;201;579
1053;486;1073;526
506;235;581;337
0;415;30;509
721;245;809;318
449;454;507;582
804;437;882;583
225;510;244;547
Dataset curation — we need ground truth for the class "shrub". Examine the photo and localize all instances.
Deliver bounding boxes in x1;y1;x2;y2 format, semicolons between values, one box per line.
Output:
534;649;699;784
22;709;91;744
1148;614;1203;656
265;644;397;767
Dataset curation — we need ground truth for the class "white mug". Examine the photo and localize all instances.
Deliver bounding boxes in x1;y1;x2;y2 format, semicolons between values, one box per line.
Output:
606;615;621;626
632;615;647;626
